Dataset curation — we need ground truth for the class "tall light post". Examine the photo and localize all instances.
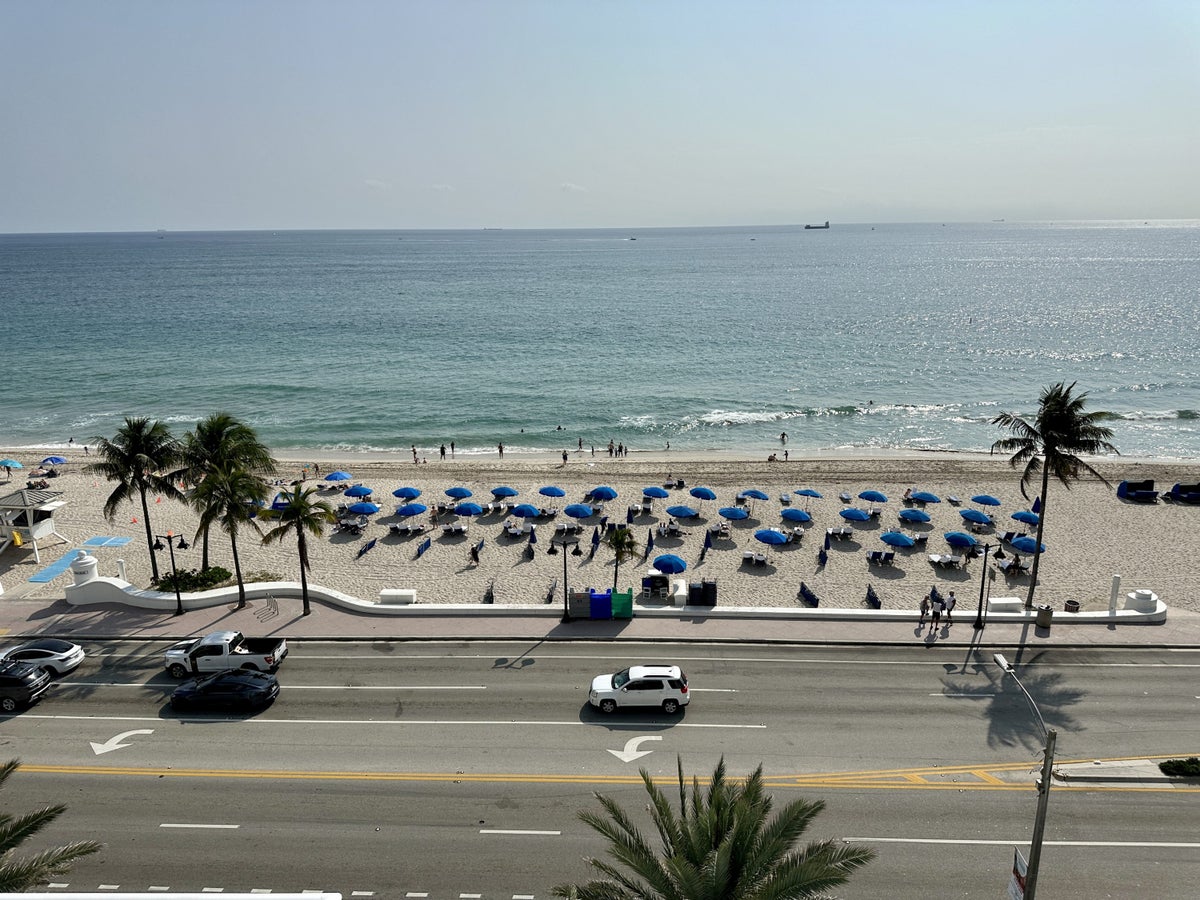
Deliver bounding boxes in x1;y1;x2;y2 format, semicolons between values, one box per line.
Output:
547;536;579;622
994;653;1056;900
152;531;190;616
973;543;992;630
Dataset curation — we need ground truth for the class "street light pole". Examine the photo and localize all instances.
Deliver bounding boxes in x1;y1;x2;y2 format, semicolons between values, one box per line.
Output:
152;531;190;616
973;543;992;630
549;536;578;623
994;653;1056;900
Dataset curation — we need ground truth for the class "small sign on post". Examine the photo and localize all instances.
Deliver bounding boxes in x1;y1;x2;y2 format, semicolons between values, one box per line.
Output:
1007;847;1029;899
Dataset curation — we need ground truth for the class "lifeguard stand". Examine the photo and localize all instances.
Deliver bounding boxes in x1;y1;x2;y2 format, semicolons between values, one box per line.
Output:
0;488;71;564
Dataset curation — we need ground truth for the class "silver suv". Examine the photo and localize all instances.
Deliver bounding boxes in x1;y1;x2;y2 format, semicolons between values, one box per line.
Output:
589;664;690;714
0;660;52;713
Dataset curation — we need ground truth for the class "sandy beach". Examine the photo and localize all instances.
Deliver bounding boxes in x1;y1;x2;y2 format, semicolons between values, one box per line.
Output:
2;447;1197;615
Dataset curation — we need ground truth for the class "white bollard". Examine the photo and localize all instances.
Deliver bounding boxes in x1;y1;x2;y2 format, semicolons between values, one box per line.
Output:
1109;574;1120;614
116;558;126;580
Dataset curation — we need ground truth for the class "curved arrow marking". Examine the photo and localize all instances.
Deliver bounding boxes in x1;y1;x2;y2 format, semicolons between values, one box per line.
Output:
90;729;155;755
607;735;662;763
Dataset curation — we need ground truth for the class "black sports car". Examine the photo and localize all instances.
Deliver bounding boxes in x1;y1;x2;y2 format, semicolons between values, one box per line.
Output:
170;669;280;712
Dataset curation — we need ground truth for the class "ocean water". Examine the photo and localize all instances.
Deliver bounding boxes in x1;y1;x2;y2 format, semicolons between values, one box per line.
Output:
2;222;1198;459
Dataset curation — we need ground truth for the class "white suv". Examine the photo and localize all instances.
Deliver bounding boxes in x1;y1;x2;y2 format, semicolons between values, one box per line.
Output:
589;664;690;714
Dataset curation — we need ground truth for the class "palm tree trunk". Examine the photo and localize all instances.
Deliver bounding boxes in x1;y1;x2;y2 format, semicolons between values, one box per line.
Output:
230;533;246;609
201;526;212;570
1025;466;1051;610
612;556;619;592
139;488;159;581
298;531;311;616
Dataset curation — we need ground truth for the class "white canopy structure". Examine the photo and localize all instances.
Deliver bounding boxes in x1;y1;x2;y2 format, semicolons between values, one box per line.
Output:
0;488;71;564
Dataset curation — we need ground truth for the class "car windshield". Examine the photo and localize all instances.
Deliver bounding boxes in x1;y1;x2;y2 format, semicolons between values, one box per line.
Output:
612;668;631;689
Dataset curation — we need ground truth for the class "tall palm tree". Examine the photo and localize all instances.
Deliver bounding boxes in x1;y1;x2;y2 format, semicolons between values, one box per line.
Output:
992;382;1119;609
553;756;874;899
259;484;335;616
0;759;102;891
193;461;270;609
174;413;276;569
600;525;639;592
87;417;183;582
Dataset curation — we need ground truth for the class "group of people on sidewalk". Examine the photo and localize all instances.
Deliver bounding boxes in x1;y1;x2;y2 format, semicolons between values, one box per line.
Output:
919;588;956;633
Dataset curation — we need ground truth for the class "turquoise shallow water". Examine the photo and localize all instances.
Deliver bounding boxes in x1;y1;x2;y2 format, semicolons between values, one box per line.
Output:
2;221;1198;458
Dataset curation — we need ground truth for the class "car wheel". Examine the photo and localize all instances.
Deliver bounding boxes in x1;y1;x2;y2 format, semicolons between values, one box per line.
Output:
168;663;189;679
1;697;19;713
662;699;679;714
599;699;617;714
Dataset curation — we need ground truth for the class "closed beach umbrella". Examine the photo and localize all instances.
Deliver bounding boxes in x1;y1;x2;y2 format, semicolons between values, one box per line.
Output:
643;486;670;499
590;485;618;501
653;553;687;574
859;490;888;504
781;507;811;523
911;490;941;504
690;486;717;501
455;502;484;517
944;531;977;549
491;486;519;498
396;503;427;517
528;527;537;545
703;531;713;550
839;508;871;522
626;507;635;524
1031;496;1042;513
347;501;381;515
344;484;374;498
1012;510;1040;526
881;531;915;548
393;486;421;500
564;503;594;519
718;506;749;520
898;508;931;523
666;505;699;518
539;485;566;498
446;486;473;499
325;471;352;482
960;508;991;525
1012;536;1046;554
741;489;769;501
754;528;788;546
512;503;541;518
42;456;67;465
591;526;601;546
972;494;1002;507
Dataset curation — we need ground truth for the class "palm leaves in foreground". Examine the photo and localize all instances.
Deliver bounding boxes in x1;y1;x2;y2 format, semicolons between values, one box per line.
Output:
0;759;101;891
553;756;874;900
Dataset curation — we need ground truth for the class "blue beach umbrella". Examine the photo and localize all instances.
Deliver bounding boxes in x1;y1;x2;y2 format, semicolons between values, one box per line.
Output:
396;503;427;517
960;508;991;525
347;501;381;515
972;494;1002;507
344;484;374;498
446;486;473;499
1012;510;1040;526
944;531;977;549
781;507;811;523
718;506;750;520
270;492;291;510
455;502;484;517
325;471;352;482
911;490;941;504
491;486;519;498
528;527;537;545
0;459;22;469
740;489;770;501
859;490;888;504
539;485;566;498
666;505;699;518
42;456;67;465
1012;536;1046;554
643;486;670;499
899;508;931;523
881;531;915;548
590;485;618;501
754;528;788;546
564;503;594;519
839;508;871;522
1032;496;1042;513
795;488;822;499
393;486;421;500
512;503;541;518
690;486;717;501
591;526;601;546
652;553;687;574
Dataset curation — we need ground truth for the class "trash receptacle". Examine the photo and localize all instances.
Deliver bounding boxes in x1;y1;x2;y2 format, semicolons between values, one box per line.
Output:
1064;599;1081;613
1036;604;1053;628
611;589;633;619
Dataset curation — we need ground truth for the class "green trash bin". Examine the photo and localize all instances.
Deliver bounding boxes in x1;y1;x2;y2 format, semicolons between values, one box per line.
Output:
1035;604;1053;628
611;589;633;619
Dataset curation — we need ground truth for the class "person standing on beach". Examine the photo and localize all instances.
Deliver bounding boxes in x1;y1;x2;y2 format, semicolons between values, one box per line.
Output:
919;593;930;625
498;442;504;458
607;440;614;457
784;449;789;461
561;449;568;464
440;444;446;460
450;441;455;456
412;445;418;464
945;591;956;624
780;432;787;443
577;437;583;450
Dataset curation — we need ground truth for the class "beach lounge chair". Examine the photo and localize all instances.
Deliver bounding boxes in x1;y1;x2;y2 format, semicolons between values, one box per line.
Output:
1168;482;1200;503
867;551;884;565
839;492;851;503
947;496;962;505
1117;479;1159;503
753;553;767;566
881;551;895;565
779;492;791;505
742;551;755;565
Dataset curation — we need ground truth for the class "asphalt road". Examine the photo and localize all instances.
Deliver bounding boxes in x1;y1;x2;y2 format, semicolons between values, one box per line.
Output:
4;640;1198;898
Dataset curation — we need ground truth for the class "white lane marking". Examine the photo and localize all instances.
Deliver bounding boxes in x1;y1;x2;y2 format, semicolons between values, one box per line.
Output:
99;886;120;890
60;682;487;691
351;892;375;896
405;893;429;898
250;890;273;894
514;895;536;899
23;714;765;729
48;884;69;889
160;823;239;829
202;889;223;893
690;688;737;693
150;888;171;892
935;693;998;697
846;837;1200;848
480;829;562;835
460;894;482;899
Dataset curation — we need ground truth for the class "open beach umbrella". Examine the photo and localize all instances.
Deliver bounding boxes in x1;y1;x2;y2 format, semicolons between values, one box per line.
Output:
839;508;871;522
396;502;427;517
858;490;888;504
511;503;541;518
1012;510;1040;526
0;459;23;468
944;531;977;549
898;508;931;523
1011;536;1046;554
754;528;788;546
347;501;381;515
393;486;421;500
718;506;750;520
454;502;484;517
270;492;291;510
795;488;822;499
740;489;770;501
689;486;717;501
781;507;811;523
652;553;687;574
643;486;670;499
959;508;991;525
972;494;1002;507
325;471;352;482
539;485;566;498
491;486;519;498
880;531;915;548
911;490;941;504
590;485;618;501
666;505;699;518
564;503;594;519
445;486;473;499
42;456;67;466
344;484;374;498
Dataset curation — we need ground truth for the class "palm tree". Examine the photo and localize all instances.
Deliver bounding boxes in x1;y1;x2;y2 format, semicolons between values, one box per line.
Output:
87;417;183;582
0;759;102;890
552;756;874;899
600;525;639;592
193;461;270;609
259;484;335;616
175;413;276;569
992;382;1119;609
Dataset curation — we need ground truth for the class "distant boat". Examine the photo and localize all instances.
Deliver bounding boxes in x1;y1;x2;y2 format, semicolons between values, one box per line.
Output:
804;221;830;230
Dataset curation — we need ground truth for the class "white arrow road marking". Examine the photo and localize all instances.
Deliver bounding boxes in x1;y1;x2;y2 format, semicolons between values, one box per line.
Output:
608;735;662;762
90;728;154;755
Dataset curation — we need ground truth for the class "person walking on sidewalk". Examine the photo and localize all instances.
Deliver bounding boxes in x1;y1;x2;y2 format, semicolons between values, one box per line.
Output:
919;593;930;625
945;591;957;624
929;596;943;633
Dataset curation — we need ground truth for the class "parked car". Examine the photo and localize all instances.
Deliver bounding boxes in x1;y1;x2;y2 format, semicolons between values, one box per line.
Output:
589;664;690;714
0;660;53;713
0;638;86;676
170;669;280;712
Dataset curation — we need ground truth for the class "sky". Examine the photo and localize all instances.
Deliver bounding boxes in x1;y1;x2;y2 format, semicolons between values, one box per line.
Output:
2;1;1198;232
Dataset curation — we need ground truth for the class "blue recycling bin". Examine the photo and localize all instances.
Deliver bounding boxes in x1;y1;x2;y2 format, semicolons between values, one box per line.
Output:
589;588;613;619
